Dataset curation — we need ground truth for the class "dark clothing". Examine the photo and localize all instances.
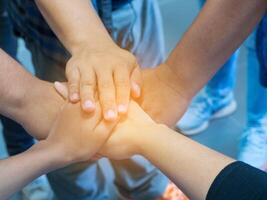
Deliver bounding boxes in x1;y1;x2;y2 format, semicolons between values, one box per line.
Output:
256;14;267;87
7;0;132;64
207;161;267;200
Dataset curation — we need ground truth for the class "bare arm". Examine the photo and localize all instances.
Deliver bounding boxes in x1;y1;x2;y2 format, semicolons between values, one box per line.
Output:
140;126;234;200
166;0;267;100
0;49;36;121
0;49;63;139
34;0;112;54
0;142;64;200
0;101;117;200
98;101;234;200
139;0;267;127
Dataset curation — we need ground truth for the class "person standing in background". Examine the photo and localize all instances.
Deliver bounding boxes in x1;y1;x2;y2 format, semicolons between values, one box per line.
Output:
239;15;267;170
0;0;53;199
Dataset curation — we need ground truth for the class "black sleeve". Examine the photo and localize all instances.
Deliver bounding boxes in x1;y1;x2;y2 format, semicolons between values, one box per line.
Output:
206;161;267;200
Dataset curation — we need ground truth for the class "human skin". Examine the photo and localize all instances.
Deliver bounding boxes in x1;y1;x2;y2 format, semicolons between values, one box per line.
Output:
98;101;234;200
35;0;141;120
0;102;117;200
53;83;234;200
0;49;120;199
138;0;267;128
35;0;267;128
166;0;267;100
0;49;64;139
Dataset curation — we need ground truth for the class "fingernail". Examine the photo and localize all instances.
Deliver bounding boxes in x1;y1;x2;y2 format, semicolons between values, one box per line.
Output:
83;100;95;110
132;82;141;97
118;104;127;113
105;110;117;120
70;93;79;101
54;81;62;88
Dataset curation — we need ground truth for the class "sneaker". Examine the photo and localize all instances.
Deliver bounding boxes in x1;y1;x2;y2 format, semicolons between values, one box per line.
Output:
238;127;267;169
156;183;189;200
22;175;53;200
176;91;237;136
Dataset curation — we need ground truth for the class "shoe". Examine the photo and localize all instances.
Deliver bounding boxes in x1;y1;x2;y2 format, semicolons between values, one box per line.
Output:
22;175;53;200
156;183;189;200
238;126;267;169
176;91;237;136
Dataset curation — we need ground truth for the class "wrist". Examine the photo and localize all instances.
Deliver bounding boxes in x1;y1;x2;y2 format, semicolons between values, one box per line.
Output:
70;37;117;56
18;79;64;140
29;141;71;172
34;140;75;169
136;124;169;157
155;63;193;103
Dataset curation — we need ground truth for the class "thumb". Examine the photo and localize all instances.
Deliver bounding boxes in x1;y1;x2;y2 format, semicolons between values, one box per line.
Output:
130;67;142;99
54;81;68;99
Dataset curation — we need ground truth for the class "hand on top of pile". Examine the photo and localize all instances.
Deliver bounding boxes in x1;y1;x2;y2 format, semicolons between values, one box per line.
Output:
66;44;142;121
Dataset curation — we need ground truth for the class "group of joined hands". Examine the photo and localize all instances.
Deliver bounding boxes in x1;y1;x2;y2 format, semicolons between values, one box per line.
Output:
19;47;190;167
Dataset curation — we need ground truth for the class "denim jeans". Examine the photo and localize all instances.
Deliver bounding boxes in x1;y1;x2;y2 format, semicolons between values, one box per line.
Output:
24;0;168;199
0;0;34;156
246;27;267;127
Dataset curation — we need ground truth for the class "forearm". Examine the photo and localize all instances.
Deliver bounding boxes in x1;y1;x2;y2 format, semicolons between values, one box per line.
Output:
35;0;115;54
166;0;267;99
0;49;35;120
0;49;64;139
140;125;234;200
0;142;66;199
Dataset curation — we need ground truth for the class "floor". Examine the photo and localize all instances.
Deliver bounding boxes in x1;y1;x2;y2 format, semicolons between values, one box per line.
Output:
1;0;250;199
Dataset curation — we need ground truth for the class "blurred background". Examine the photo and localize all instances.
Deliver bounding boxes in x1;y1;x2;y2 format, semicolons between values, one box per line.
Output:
0;0;260;199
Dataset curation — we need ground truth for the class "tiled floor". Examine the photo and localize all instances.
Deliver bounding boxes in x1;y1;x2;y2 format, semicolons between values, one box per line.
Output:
1;0;250;199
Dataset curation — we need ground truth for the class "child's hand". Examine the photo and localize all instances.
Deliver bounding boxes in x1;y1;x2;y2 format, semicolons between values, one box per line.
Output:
98;101;158;160
45;102;117;165
65;45;142;121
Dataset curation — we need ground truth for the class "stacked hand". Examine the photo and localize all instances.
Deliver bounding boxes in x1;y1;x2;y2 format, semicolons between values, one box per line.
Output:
18;62;190;165
16;61;190;166
44;102;118;165
44;61;190;164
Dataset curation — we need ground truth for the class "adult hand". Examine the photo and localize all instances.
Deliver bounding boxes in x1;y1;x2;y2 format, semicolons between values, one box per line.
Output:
66;44;142;120
98;101;157;160
45;102;117;165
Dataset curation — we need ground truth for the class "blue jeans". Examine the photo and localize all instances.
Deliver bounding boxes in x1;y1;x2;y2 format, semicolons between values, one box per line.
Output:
246;26;267;126
25;0;168;199
0;0;34;156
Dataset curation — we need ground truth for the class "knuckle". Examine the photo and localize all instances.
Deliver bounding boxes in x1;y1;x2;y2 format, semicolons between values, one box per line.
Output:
116;78;130;87
81;79;94;87
101;97;115;108
69;83;79;90
99;81;113;89
126;54;137;65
